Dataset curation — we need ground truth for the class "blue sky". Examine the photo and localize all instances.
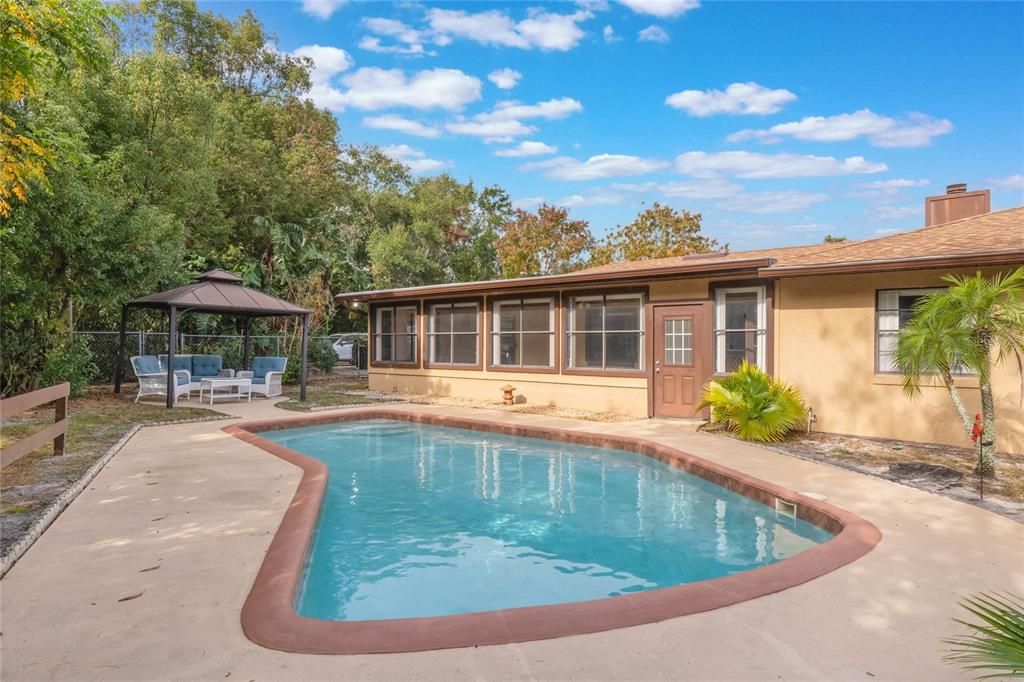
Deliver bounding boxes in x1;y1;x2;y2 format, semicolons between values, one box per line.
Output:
204;0;1023;249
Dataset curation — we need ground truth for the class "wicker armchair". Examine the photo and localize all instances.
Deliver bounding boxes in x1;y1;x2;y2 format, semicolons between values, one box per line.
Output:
237;356;287;398
130;356;191;403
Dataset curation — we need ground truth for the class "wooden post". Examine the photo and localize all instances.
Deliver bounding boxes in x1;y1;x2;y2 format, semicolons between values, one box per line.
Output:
53;391;67;456
114;305;128;394
299;313;309;402
166;306;177;409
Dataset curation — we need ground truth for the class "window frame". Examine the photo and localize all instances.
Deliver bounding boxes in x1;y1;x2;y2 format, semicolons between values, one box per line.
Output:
487;296;559;373
424;298;483;370
370;302;420;369
713;285;767;374
563;289;647;377
874;286;964;375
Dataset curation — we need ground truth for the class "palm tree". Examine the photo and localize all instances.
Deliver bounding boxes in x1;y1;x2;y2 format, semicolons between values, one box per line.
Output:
895;267;1024;477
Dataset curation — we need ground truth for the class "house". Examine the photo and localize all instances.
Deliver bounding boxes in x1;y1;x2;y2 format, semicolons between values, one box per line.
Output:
336;185;1024;454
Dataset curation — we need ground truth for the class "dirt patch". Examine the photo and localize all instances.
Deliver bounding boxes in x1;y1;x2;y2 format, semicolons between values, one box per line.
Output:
1;385;221;557
731;430;1024;521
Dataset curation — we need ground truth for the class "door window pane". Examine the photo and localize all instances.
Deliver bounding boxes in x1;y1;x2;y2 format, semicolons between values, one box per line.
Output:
664;318;693;365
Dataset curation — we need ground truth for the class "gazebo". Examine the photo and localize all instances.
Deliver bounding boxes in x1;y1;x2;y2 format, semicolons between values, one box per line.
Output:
113;269;311;407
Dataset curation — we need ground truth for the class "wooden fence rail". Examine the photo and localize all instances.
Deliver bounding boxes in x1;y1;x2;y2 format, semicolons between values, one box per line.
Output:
0;382;70;469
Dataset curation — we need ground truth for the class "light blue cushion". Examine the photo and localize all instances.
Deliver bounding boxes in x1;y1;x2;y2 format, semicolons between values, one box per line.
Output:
176;373;190;386
251;356;286;379
133;356;161;375
158;354;192;372
191;355;223;378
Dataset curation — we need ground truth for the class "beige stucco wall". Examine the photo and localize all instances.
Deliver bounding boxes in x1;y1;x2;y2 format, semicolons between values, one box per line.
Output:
774;268;1024;455
370;369;648;417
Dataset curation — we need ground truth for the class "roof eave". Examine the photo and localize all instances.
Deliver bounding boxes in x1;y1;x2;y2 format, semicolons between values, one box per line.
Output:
335;258;775;303
759;250;1024;278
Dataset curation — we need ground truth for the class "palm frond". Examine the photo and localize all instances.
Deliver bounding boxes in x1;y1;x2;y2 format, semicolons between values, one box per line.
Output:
944;592;1024;678
699;361;806;443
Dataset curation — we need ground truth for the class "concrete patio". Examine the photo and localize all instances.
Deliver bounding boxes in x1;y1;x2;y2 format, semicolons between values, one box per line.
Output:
2;398;1022;681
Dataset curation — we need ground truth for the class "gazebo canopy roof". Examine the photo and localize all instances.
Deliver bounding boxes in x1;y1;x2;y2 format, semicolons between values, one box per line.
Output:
127;269;309;317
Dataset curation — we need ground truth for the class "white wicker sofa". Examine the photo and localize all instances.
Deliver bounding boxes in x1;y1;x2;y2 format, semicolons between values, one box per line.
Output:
130;355;192;403
237;356;287;398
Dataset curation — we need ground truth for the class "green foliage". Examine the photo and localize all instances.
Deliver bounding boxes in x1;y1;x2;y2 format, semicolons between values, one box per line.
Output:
590;202;720;266
945;592;1024;678
495;203;593;278
309;339;338;374
896;267;1024;475
40;335;97;398
698;361;806;442
822;234;848;243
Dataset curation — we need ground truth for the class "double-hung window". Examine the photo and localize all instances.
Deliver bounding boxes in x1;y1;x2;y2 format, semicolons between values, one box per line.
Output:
373;305;418;365
491;298;555;368
429;302;480;366
566;293;644;371
714;286;766;373
876;288;942;373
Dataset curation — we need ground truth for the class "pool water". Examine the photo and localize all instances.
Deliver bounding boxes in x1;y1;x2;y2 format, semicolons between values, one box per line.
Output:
263;420;833;621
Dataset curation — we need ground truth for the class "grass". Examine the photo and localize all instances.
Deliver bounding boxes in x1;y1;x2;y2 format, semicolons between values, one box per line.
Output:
1;386;220;556
274;372;380;412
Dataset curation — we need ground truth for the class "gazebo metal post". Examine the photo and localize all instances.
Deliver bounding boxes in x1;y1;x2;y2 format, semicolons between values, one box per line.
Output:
299;313;309;401
242;317;252;370
166;305;178;409
114;305;128;394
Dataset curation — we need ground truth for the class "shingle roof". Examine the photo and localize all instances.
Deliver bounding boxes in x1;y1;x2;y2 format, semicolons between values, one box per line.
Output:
336;206;1023;302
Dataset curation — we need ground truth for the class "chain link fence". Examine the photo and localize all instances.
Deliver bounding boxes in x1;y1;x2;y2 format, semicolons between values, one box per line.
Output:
75;331;367;384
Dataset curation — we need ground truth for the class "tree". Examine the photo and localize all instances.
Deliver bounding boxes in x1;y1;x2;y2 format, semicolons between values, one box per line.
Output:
495;204;593;278
1;0;111;216
823;234;848;243
895;267;1024;476
590;202;719;266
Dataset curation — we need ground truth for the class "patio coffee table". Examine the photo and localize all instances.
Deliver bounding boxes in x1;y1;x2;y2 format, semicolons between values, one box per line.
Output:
198;377;252;405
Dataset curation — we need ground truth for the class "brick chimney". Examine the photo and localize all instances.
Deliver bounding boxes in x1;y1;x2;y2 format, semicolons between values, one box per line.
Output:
924;183;991;226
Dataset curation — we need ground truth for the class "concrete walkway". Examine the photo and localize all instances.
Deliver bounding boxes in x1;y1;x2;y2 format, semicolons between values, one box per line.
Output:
2;400;1022;681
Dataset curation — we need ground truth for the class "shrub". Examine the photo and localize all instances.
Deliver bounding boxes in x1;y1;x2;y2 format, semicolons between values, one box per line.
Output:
40;335;98;398
698;361;806;442
309;339;338;374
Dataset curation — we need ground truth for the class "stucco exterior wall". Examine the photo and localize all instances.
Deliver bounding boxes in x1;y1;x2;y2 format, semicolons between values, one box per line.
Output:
774;268;1024;454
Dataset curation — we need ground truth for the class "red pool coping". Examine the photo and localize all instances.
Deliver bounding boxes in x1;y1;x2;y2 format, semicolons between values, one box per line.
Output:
224;408;882;655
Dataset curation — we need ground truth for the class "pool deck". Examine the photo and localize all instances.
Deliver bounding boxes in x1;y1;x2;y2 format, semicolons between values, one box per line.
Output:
2;399;1022;681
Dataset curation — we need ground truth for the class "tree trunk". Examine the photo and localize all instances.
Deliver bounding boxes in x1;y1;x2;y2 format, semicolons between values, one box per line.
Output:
943;373;974;435
978;376;997;479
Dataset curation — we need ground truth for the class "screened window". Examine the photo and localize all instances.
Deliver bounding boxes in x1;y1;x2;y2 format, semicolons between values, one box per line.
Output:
429;302;479;365
566;294;644;371
491;298;555;368
876;288;942;373
374;305;417;364
714;286;766;373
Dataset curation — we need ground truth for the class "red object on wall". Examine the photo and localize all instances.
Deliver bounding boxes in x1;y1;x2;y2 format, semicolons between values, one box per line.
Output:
971;413;983;443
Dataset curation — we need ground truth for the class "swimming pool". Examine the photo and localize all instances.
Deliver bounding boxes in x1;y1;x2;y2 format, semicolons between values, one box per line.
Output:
227;409;880;653
264;419;833;622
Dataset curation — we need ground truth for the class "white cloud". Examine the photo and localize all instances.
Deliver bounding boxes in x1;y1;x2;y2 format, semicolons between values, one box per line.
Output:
292;45;353;84
858;178;929;190
666;82;796;116
446;97;583;141
488;68;522;89
613;177;743;199
619;0;700;17
301;0;346;20
359;17;433;56
326;67;481;112
426;7;592;51
380;144;451;174
495;140;558;157
727;109;953;148
717;191;829;214
990;174;1024;190
674;151;887;178
875;205;919;220
512;196;545;210
362;114;440;138
559;192;625;207
603;25;620;42
524;154;669;180
638;25;670;43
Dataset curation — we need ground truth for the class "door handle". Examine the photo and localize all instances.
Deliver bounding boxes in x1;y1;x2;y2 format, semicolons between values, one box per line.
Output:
655;359;661;374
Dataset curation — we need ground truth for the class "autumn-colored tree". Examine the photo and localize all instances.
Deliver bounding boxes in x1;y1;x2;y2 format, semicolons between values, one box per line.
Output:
495;203;594;278
590;202;720;265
